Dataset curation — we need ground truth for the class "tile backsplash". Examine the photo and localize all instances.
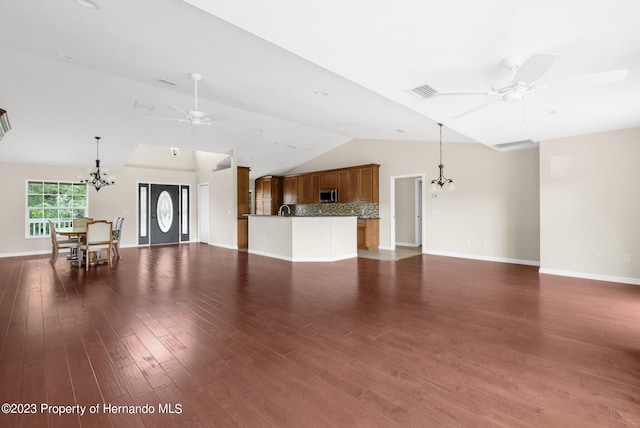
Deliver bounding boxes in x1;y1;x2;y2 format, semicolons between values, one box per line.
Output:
287;202;378;218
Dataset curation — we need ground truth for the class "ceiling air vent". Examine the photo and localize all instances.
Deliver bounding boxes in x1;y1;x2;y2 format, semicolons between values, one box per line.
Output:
157;78;178;86
409;84;438;99
493;139;539;152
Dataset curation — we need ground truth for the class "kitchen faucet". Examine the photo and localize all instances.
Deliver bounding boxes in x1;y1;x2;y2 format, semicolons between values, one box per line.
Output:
278;204;291;216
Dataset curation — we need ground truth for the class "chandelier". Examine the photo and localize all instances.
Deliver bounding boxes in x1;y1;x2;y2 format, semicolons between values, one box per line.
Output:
430;123;455;192
79;136;116;191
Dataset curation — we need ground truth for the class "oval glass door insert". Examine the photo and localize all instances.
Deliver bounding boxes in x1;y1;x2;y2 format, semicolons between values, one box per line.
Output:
157;190;173;233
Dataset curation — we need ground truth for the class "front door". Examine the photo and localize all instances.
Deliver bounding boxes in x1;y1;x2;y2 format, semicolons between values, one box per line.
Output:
138;183;189;245
150;184;179;244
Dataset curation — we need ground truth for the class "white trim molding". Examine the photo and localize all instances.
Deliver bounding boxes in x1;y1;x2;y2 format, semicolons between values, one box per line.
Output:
539;268;640;286
424;250;540;267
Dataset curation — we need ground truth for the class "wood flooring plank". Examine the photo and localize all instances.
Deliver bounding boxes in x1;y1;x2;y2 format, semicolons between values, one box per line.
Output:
45;347;80;428
0;246;639;427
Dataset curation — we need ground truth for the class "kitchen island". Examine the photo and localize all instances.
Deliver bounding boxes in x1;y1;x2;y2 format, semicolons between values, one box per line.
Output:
247;215;358;262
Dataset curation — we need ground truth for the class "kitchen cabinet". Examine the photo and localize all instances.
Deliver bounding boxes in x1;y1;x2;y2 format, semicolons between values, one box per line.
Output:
255;176;283;215
338;169;360;203
357;218;379;250
283;176;298;204
237;218;248;248
237;166;250;248
297;174;319;204
270;164;379;206
237;167;250;217
319;171;338;190
358;165;379;203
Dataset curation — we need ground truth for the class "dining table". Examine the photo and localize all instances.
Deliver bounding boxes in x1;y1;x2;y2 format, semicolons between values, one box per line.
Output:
59;225;109;267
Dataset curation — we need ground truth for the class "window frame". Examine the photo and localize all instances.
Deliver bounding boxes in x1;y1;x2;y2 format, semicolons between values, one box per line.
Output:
25;179;90;239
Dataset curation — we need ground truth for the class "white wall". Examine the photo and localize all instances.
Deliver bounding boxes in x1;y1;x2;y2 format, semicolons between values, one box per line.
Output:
0;161;199;256
286;138;541;264
199;166;237;249
540;128;640;284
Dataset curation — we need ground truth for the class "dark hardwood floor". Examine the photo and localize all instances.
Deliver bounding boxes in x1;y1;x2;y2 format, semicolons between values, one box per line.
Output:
1;244;639;427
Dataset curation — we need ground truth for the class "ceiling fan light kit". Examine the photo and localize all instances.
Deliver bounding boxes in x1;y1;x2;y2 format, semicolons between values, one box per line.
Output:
79;136;116;191
430;123;455;192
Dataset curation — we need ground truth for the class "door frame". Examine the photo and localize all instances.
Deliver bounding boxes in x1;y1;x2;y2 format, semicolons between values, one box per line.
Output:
389;173;425;251
137;181;192;246
197;183;209;244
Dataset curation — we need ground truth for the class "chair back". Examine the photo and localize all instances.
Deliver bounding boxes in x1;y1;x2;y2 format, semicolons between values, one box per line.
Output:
113;218;123;240
86;221;113;244
112;217;125;241
74;217;94;228
49;220;58;244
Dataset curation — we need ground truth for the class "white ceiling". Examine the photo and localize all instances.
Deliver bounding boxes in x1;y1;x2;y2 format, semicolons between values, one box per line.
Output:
1;0;639;178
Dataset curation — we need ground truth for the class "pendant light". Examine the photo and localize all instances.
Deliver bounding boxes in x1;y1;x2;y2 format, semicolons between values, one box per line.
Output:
79;136;116;191
430;123;455;192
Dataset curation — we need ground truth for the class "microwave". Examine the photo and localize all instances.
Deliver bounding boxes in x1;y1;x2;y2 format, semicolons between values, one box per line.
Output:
319;188;339;203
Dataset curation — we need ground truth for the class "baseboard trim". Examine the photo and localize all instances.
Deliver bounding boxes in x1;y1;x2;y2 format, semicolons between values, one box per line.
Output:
248;249;292;261
0;249;51;258
539;268;640;286
423;250;540;267
395;242;420;247
210;242;238;250
248;249;358;262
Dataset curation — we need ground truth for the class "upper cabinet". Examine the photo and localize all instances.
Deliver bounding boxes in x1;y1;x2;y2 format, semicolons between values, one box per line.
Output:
297;174;319;204
319;171;338;190
338;169;360;203
255;176;283;215
286;164;379;204
358;165;379;203
237;166;250;217
283;176;298;204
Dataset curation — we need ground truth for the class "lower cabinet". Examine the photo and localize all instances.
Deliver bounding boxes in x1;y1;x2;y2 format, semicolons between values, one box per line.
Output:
237;218;248;249
357;218;379;250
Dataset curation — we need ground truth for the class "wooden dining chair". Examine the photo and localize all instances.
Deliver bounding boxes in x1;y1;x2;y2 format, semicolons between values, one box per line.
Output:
73;217;93;228
48;220;78;265
79;220;113;271
111;217;124;259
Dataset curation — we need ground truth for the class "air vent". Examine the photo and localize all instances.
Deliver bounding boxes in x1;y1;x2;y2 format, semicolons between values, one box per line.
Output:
157;78;178;86
409;84;438;99
133;101;156;111
493;139;539;151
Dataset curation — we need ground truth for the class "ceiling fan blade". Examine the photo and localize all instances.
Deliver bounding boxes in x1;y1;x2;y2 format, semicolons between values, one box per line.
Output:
451;99;498;119
513;53;558;84
548;69;629;91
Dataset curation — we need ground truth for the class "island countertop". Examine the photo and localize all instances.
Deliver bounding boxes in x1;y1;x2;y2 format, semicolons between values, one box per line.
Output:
247;215;357;262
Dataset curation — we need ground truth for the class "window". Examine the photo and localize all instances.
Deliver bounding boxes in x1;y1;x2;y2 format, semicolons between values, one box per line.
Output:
26;181;88;237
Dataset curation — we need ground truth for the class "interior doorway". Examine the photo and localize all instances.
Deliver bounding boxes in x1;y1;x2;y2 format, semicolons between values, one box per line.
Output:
390;174;425;250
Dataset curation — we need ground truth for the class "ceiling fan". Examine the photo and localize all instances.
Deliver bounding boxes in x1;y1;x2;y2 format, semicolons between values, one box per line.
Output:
412;53;629;122
151;72;234;127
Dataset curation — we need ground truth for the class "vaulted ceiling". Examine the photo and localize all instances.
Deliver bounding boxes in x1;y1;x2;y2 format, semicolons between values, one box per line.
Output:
1;0;639;178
